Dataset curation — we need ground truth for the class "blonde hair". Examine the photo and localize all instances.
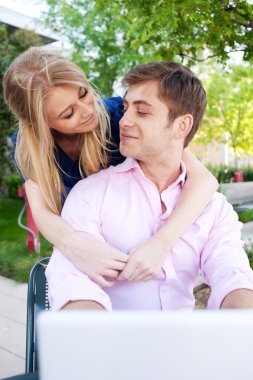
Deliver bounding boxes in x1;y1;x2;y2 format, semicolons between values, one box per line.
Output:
3;47;111;214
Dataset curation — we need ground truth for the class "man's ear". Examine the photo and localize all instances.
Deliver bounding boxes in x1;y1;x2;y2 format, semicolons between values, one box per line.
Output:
173;114;193;140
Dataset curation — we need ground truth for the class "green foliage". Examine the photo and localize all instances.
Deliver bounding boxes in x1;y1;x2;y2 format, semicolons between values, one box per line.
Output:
237;210;253;224
0;241;51;282
2;174;22;199
207;165;235;183
0;23;42;189
196;64;253;167
244;243;253;269
45;0;253;95
242;167;253;182
0;197;51;282
207;165;253;183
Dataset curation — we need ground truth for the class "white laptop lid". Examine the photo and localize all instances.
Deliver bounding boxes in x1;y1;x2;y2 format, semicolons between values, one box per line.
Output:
37;311;253;380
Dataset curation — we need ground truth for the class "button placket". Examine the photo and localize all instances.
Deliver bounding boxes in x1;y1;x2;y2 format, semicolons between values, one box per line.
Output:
159;255;178;310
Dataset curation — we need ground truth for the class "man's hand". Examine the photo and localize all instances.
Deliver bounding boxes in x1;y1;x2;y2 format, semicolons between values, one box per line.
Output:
117;235;169;281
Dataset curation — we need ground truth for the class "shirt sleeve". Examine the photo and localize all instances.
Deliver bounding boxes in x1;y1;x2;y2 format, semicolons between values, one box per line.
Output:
103;97;126;166
46;176;112;311
103;96;124;143
200;195;253;309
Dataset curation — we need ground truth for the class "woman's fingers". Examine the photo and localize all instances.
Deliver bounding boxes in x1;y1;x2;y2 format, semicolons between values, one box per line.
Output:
104;269;120;278
96;276;116;288
110;260;127;271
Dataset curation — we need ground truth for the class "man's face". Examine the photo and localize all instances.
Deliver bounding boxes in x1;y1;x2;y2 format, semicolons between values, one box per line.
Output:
119;81;175;163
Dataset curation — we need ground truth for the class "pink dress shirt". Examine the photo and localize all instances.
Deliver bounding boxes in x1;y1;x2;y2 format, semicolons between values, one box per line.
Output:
46;158;253;311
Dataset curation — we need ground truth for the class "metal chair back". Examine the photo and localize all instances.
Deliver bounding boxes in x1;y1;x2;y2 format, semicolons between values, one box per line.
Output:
26;257;50;373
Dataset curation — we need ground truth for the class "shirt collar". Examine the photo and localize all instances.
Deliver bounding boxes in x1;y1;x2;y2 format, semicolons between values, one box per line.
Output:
113;157;186;188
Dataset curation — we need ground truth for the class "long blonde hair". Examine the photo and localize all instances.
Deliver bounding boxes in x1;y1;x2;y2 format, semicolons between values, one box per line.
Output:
3;47;111;214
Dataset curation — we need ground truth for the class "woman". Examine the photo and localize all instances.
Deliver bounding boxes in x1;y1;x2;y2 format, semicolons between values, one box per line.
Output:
3;47;218;286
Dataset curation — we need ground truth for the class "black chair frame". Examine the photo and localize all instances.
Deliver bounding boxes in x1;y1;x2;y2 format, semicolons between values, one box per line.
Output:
25;257;50;373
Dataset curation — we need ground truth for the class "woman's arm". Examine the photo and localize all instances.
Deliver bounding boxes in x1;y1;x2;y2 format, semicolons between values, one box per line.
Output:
25;180;128;287
118;149;219;281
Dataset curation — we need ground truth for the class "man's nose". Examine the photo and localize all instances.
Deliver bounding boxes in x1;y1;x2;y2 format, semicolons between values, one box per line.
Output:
119;110;135;128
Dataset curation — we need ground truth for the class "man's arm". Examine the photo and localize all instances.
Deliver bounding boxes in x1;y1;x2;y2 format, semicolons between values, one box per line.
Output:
221;289;253;309
46;178;113;311
200;194;253;309
62;300;104;310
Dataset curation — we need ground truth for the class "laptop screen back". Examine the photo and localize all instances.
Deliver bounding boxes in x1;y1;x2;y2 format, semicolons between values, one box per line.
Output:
37;310;253;380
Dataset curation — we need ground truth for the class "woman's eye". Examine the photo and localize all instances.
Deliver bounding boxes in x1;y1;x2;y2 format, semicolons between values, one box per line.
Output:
137;111;148;116
79;87;88;98
64;109;74;119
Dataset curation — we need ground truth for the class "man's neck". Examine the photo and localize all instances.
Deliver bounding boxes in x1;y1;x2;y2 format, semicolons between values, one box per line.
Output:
139;154;181;193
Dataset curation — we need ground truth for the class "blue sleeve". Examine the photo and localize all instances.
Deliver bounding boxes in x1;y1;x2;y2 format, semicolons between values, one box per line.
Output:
103;97;124;148
11;131;26;182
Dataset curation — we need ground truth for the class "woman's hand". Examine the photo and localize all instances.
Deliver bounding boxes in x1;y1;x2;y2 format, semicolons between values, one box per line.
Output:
64;233;129;288
117;235;168;281
24;180;129;288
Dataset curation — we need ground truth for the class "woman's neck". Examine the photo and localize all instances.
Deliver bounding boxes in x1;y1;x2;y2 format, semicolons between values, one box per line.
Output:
53;132;81;160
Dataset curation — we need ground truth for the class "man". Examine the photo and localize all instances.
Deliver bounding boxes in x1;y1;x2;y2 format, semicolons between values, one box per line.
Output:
46;62;253;310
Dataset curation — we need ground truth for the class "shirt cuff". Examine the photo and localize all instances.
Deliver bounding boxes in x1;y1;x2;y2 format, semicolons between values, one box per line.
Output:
46;250;112;312
48;275;112;311
207;269;253;309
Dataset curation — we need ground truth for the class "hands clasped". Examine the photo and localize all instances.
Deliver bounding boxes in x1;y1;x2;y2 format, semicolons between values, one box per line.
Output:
72;235;168;287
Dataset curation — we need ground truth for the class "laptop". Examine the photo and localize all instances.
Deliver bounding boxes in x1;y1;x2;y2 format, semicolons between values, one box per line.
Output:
37;310;253;380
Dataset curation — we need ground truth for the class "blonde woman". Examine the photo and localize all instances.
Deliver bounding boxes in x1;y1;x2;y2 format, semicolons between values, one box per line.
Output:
3;47;218;286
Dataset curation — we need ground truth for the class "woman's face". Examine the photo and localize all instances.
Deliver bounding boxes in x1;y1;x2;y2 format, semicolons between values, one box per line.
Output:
45;85;99;135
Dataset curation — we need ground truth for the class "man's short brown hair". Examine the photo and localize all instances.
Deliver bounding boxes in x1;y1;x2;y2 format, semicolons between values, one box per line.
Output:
122;62;206;147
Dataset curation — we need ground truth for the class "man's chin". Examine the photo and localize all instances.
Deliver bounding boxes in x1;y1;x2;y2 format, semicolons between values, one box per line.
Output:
119;145;135;158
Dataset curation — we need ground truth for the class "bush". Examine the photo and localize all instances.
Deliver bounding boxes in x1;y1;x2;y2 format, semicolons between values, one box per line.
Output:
237;210;253;224
3;174;22;199
207;165;253;183
244;242;253;269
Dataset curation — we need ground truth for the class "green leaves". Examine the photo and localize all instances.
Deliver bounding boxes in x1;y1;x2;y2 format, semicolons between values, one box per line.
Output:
196;63;253;166
44;0;253;95
0;24;43;188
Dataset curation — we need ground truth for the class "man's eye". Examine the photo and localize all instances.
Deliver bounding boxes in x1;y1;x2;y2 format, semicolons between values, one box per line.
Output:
64;109;74;119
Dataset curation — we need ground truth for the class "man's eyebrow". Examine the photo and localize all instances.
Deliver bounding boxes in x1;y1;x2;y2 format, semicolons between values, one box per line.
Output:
123;99;153;107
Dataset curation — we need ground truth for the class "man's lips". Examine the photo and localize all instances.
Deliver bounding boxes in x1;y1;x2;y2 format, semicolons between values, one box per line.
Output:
120;132;138;139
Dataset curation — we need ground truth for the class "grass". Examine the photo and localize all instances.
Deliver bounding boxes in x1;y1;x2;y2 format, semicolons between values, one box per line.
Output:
0;197;52;282
237;209;253;224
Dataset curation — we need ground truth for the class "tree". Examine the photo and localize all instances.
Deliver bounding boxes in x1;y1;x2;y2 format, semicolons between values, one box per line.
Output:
195;64;253;167
45;0;253;95
0;23;42;189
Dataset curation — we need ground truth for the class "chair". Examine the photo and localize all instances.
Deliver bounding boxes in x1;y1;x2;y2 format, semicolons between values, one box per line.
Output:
26;257;50;373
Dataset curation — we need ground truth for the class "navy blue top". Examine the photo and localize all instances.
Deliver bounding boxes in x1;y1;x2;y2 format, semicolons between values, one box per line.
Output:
11;97;125;194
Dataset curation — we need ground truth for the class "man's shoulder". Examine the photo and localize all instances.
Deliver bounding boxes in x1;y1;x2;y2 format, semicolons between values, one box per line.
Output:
66;158;135;202
209;191;233;209
201;191;237;223
71;166;114;193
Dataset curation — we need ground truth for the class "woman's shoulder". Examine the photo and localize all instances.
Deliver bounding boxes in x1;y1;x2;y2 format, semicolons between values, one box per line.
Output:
103;96;123;116
103;96;124;130
11;130;18;145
